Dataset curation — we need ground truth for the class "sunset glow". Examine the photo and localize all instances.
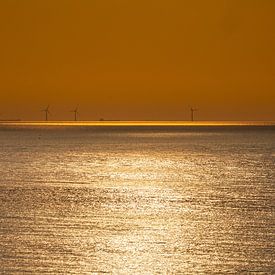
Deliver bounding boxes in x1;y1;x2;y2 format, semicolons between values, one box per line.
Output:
1;121;275;127
1;1;274;274
0;0;274;121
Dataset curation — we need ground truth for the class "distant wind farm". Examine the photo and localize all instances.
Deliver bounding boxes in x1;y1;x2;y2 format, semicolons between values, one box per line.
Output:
1;105;203;122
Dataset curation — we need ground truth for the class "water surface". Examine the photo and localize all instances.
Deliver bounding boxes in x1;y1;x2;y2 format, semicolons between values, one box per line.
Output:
0;125;274;274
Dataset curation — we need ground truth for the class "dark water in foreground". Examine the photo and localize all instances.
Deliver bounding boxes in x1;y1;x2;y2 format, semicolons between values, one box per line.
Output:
0;125;274;274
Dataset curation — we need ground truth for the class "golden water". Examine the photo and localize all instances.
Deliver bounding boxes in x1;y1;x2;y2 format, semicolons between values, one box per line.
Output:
0;125;274;273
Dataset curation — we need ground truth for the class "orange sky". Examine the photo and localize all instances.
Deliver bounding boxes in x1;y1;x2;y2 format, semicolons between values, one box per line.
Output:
0;0;274;121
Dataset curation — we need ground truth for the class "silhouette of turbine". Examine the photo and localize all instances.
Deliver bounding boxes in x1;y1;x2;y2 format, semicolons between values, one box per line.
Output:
42;105;50;121
70;107;79;121
190;107;198;122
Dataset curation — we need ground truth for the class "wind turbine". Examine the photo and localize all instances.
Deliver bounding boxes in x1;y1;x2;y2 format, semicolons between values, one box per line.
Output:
190;107;198;122
70;106;79;121
42;105;50;121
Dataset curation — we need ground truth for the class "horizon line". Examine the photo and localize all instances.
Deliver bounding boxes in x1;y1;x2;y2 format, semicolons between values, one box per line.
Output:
0;120;275;127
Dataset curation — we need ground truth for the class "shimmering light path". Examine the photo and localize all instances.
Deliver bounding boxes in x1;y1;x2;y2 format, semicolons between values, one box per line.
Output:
0;125;274;273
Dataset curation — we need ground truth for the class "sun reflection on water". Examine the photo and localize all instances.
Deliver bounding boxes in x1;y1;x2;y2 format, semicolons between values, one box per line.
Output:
0;125;274;273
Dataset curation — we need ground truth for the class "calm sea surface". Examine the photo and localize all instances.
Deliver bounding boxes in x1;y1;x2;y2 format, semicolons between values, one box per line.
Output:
0;125;274;274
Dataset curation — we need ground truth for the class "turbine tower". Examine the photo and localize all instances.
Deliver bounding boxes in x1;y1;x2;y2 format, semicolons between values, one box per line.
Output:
190;107;198;122
42;105;50;121
70;107;79;121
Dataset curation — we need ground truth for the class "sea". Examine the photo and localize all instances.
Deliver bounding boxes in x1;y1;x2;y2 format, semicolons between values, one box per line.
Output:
0;123;274;274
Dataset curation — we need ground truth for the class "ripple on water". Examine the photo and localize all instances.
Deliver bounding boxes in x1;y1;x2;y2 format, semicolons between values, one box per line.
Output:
0;126;274;273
